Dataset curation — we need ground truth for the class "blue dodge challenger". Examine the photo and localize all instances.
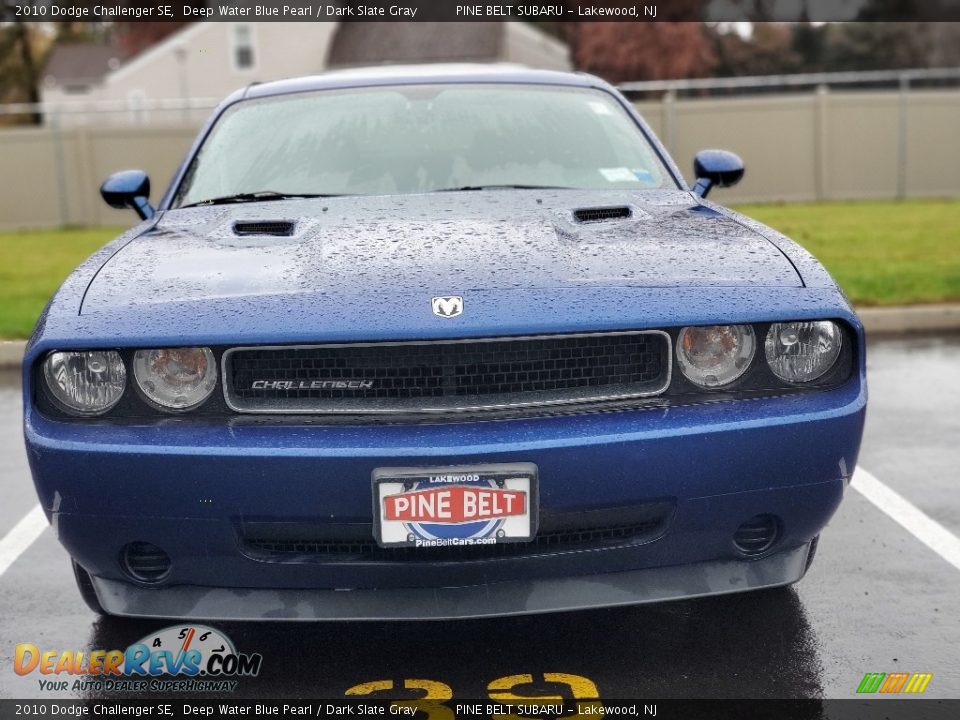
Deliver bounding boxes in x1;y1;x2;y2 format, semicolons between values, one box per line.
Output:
23;65;866;620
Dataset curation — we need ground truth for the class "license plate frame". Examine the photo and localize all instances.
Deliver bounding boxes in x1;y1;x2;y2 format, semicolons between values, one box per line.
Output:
372;463;538;549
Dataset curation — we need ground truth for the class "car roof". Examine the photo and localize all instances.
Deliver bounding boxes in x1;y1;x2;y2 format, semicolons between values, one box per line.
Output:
242;63;611;100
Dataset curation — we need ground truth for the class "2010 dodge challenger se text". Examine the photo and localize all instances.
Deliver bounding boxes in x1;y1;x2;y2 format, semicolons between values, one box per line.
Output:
23;65;866;620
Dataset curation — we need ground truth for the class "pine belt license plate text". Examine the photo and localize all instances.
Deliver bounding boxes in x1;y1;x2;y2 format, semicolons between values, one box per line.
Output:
373;463;538;548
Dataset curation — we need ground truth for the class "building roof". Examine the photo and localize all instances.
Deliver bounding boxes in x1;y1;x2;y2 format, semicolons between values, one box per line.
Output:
327;22;504;67
43;43;122;86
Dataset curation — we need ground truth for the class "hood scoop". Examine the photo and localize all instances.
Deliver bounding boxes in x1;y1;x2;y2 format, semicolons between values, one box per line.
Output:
232;220;296;237
573;206;632;223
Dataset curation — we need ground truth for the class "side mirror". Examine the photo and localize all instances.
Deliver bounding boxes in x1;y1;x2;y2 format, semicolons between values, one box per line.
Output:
692;150;744;198
100;170;155;220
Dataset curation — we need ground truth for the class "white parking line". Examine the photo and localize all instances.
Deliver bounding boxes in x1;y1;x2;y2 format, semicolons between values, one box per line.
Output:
852;467;960;572
0;504;47;579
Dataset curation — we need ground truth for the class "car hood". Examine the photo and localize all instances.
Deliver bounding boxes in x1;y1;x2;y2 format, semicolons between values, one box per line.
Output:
81;190;800;314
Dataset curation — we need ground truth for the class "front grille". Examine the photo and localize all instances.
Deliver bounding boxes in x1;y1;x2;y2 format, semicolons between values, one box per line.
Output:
239;502;673;563
223;332;670;416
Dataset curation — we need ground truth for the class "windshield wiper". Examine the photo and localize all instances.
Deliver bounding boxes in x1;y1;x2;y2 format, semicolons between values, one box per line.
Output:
433;184;576;192
180;191;340;208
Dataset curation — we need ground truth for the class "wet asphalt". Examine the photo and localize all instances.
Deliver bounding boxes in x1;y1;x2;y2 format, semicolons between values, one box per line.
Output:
0;336;958;700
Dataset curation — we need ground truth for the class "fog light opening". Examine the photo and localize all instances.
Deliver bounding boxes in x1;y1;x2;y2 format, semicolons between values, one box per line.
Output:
732;514;780;557
121;541;172;583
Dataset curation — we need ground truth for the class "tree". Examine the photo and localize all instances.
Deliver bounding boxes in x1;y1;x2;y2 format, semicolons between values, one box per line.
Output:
709;21;954;78
821;23;931;71
567;22;716;83
710;23;802;77
790;21;825;72
0;2;50;125
925;23;960;66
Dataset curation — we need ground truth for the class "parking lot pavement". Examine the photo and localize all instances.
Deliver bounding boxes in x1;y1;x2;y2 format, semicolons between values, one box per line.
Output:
858;337;960;536
1;338;958;700
0;370;37;532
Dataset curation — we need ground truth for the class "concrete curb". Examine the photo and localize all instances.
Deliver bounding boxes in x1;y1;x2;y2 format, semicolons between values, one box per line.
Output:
856;304;960;337
0;341;25;371
2;305;959;370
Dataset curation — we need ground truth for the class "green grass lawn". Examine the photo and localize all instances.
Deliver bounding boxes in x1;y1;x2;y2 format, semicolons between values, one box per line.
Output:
737;199;960;308
0;227;122;340
0;199;958;339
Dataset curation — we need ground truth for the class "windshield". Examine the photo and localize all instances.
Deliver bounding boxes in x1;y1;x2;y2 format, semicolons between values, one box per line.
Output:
174;83;676;206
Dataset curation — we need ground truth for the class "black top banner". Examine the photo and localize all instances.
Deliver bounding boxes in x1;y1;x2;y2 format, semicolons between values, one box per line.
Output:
1;699;959;719
3;0;960;23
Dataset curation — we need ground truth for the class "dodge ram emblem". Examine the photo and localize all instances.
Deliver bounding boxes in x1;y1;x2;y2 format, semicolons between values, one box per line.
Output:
432;296;464;318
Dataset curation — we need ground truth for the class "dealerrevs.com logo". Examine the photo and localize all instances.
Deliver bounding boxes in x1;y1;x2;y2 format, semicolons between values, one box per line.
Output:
14;625;262;693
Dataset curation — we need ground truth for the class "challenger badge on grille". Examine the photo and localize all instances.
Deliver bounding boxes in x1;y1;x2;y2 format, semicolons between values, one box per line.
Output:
250;380;375;390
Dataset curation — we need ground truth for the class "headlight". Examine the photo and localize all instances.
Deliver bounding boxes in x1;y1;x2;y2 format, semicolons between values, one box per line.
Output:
765;321;842;383
676;325;756;388
132;347;217;411
43;350;126;416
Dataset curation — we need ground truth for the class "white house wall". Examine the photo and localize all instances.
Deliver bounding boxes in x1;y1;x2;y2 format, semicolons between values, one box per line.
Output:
44;23;339;126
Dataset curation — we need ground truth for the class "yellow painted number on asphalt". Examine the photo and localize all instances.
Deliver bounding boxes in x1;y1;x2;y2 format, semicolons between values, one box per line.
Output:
487;673;603;720
345;678;454;720
346;674;602;719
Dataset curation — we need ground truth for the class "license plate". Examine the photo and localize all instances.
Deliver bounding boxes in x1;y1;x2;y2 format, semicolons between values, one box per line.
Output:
372;463;538;548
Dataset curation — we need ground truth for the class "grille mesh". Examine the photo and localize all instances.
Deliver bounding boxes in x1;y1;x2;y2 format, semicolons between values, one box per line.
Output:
241;509;671;563
225;333;669;415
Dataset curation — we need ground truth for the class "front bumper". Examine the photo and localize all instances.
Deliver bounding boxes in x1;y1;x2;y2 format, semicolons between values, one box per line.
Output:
90;543;813;621
26;378;864;619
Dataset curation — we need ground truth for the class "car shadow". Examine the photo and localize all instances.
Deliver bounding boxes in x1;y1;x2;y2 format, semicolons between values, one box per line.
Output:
85;586;822;699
